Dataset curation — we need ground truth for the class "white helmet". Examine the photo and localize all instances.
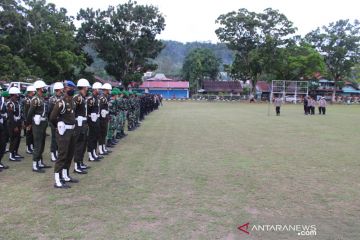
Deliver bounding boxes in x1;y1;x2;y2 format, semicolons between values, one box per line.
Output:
9;87;21;95
53;82;64;90
101;83;112;90
34;80;47;89
92;82;102;90
77;78;90;87
26;86;36;92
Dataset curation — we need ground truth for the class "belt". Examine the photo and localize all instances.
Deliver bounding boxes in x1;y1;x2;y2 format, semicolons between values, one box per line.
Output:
39;117;47;121
65;125;75;130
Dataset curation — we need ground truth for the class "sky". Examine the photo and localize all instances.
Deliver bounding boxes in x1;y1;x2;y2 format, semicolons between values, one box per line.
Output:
48;0;360;43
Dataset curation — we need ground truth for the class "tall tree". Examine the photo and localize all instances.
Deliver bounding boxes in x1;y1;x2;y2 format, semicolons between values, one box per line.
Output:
77;0;165;88
215;8;296;92
0;0;87;82
305;19;360;101
182;48;221;93
273;43;326;80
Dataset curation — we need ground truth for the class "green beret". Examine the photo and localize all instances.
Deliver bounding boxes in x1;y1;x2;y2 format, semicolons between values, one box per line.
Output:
2;91;9;97
111;89;117;95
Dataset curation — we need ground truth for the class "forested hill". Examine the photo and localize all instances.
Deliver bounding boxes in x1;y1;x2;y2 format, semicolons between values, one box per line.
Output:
154;40;234;76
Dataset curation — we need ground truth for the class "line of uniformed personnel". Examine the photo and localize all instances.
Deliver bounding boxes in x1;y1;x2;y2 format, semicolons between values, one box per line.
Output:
0;79;161;188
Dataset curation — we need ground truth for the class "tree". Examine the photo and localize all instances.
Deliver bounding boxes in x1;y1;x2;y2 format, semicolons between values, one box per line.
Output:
215;8;296;92
273;43;326;80
0;44;30;80
77;0;165;88
182;48;221;93
306;19;360;101
0;0;88;82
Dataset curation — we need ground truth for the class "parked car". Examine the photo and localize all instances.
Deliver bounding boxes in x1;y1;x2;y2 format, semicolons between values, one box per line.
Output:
285;96;301;103
6;82;33;93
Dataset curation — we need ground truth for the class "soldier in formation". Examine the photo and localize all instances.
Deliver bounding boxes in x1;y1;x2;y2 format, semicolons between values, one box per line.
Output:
0;80;161;189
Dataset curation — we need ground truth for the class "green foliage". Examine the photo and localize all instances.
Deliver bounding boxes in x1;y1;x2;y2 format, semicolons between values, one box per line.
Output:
273;43;326;80
215;8;297;92
155;40;234;76
0;0;88;82
182;48;221;92
305;19;360;99
77;0;165;88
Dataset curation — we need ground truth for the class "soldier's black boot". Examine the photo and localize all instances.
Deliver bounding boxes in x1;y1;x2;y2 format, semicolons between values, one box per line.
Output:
93;149;103;160
0;161;9;170
51;152;57;162
62;169;79;183
98;145;108;155
74;162;87;174
116;133;121;139
38;159;52;169
103;144;111;154
106;139;114;148
9;152;21;161
14;152;24;159
88;151;96;161
32;161;45;173
54;172;71;189
112;137;119;144
80;161;90;169
26;145;33;154
121;130;127;137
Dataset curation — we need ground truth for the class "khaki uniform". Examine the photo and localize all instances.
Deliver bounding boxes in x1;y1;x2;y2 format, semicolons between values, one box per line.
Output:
23;96;34;150
6;99;22;156
87;95;100;158
98;95;109;147
27;95;49;169
73;94;88;166
48;95;62;155
50;95;76;174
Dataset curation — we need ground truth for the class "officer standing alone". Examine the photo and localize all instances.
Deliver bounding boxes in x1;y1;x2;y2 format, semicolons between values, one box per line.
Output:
274;95;283;116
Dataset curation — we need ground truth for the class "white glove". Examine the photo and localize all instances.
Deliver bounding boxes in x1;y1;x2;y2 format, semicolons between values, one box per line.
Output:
33;115;41;125
90;113;98;122
101;109;108;118
77;117;83;127
57;121;66;135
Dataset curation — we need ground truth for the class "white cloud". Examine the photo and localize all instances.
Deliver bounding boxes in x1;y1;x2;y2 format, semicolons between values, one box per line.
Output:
48;0;360;42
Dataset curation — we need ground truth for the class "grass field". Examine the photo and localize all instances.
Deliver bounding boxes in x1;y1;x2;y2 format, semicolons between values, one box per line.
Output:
0;102;360;240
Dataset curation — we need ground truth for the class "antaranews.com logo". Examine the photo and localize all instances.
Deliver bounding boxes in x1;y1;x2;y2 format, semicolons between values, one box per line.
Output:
238;222;317;237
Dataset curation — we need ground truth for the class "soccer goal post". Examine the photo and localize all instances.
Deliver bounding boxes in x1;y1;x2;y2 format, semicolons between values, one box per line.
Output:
267;80;309;116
